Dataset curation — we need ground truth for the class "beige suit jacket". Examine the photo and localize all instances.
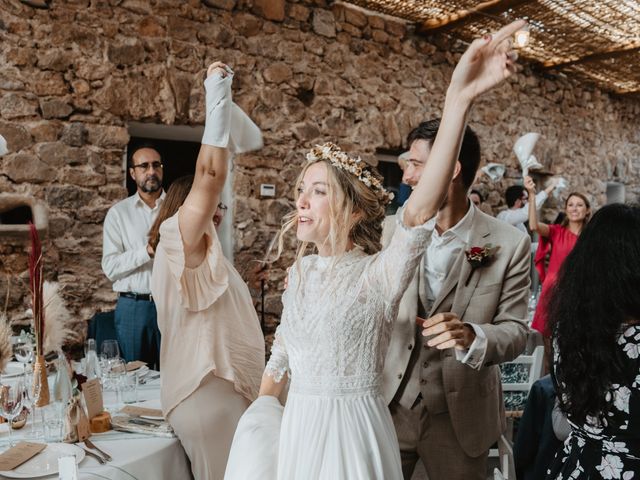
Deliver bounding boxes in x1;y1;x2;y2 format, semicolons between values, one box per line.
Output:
382;207;530;456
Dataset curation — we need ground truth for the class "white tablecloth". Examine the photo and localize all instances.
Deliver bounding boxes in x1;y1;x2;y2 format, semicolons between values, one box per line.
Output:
0;376;192;480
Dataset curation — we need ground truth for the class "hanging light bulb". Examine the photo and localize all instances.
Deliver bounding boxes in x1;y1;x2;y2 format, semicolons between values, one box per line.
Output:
514;27;530;48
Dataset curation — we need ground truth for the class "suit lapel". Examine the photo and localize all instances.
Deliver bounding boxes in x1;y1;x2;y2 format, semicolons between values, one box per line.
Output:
430;213;492;317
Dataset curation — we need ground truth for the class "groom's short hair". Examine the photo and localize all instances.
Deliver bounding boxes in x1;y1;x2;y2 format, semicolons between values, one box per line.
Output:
406;119;481;190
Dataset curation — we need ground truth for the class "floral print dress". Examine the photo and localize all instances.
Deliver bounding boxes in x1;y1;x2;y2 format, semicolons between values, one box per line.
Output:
547;325;640;479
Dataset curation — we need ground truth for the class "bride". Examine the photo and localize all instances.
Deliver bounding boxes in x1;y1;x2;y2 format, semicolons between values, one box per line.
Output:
224;20;526;480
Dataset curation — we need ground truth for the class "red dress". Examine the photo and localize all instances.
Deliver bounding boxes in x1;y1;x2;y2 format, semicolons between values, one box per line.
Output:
532;224;578;336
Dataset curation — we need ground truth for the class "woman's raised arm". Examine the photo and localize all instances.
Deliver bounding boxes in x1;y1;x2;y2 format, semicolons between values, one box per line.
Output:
525;175;550;237
179;62;233;265
403;20;526;227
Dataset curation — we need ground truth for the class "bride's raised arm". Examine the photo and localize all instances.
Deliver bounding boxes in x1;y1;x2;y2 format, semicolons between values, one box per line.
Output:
403;19;526;228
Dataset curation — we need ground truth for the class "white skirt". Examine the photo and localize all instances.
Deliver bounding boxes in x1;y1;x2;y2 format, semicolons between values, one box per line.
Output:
225;391;403;480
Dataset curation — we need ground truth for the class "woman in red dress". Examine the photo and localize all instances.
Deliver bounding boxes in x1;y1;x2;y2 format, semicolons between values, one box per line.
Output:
525;176;590;336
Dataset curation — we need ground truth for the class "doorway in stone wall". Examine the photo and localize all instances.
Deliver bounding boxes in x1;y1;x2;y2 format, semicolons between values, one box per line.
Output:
126;122;236;260
376;150;407;215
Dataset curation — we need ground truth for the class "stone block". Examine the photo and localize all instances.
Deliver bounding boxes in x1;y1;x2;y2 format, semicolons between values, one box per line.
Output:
36;142;86;167
137;16;165;37
253;0;284;21
36;49;74;72
263;62;292;84
28;121;63;142
0;122;32;152
108;38;146;66
2;153;57;183
291;121;321;142
85;124;129;148
40;98;73;119
312;9;336;38
385;20;406;38
232;12;262;37
344;7;367;28
198;21;235;46
0;94;38;119
288;4;310;22
27;71;68;96
45;185;94;209
167;16;200;42
371;29;388;44
202;0;236;10
368;15;385;30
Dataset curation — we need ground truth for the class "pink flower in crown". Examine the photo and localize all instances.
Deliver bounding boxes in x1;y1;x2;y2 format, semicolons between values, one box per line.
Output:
464;244;497;285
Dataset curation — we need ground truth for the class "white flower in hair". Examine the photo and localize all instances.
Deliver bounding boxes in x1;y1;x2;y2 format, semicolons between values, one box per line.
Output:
305;142;394;205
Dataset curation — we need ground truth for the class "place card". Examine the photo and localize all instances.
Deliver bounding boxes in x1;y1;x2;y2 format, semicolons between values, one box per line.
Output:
82;378;104;420
112;361;146;373
120;405;164;419
0;441;46;471
126;360;147;372
58;455;78;480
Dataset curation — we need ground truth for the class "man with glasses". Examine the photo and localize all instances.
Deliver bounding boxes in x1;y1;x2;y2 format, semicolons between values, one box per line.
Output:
102;145;165;369
497;182;556;234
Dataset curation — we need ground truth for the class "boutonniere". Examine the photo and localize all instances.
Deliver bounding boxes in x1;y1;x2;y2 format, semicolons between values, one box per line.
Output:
464;244;498;286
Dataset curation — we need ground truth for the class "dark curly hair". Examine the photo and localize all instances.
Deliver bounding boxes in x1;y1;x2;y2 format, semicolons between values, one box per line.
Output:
549;203;640;424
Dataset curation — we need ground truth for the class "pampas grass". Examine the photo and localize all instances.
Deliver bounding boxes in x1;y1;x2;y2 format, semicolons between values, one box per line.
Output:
0;313;12;373
42;282;75;354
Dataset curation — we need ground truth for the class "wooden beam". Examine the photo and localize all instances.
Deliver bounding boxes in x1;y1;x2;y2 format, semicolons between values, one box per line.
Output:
418;0;533;34
542;44;640;69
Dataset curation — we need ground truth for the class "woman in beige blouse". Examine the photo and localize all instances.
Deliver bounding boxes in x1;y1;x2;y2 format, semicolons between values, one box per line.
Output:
149;62;265;480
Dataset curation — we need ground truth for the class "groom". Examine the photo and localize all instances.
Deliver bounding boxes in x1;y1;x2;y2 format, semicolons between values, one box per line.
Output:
382;119;530;479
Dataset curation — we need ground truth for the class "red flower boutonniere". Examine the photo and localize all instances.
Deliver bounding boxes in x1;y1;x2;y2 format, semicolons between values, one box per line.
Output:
464;244;497;286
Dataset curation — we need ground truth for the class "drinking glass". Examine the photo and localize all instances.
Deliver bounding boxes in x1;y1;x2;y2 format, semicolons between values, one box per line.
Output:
101;340;121;361
13;341;34;375
0;382;25;446
42;401;64;442
120;372;138;404
103;357;125;413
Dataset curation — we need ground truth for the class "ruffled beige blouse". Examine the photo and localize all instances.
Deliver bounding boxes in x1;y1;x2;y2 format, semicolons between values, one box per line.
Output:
151;211;265;417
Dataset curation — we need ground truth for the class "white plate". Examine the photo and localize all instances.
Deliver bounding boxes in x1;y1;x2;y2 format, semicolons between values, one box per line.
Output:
134;398;164;421
0;443;85;478
1;362;25;378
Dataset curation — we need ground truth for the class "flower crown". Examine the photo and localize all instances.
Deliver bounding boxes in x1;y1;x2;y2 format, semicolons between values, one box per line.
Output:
306;142;394;205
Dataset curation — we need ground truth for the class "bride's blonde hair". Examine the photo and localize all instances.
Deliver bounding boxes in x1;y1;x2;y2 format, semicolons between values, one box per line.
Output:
273;153;389;265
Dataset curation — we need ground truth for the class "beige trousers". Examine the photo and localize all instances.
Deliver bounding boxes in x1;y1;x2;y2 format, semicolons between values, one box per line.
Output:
390;399;488;480
168;373;250;480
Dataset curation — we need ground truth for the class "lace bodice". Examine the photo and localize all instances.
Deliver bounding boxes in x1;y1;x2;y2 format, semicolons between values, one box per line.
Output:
266;215;435;396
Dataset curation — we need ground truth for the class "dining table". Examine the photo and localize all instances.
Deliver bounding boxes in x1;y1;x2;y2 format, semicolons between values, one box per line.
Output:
0;370;192;480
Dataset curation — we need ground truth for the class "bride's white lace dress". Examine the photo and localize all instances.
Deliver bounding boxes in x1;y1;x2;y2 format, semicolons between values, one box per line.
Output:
225;216;434;480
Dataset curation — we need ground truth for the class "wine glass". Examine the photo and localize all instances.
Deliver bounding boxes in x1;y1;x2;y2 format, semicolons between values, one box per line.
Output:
21;374;40;439
14;341;34;375
101;340;121;361
0;381;25;446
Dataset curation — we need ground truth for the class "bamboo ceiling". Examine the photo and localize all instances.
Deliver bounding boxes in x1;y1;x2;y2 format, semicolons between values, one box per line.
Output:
344;0;640;94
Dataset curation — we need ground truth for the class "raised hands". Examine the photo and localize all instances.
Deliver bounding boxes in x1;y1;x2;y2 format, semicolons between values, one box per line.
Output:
449;19;527;105
524;175;536;193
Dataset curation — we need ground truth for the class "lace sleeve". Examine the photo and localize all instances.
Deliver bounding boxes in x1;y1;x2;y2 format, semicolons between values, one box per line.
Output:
265;328;289;383
367;209;435;305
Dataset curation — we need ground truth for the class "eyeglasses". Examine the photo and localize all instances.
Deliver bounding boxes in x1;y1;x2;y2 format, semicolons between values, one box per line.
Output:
131;161;163;171
217;203;228;213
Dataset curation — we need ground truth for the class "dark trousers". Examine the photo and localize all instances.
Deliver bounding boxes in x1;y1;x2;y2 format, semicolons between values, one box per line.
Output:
114;296;161;370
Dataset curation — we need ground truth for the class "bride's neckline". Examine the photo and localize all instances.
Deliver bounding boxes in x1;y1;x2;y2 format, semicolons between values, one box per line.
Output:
313;246;366;268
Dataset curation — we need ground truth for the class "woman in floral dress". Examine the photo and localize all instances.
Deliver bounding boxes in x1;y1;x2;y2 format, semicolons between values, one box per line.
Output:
546;203;640;479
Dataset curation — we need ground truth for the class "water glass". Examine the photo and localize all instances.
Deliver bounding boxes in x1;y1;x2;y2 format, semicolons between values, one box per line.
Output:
42;402;64;442
120;372;138;404
103;358;125;413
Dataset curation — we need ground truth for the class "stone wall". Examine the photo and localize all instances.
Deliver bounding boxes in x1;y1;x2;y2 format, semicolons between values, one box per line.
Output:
1;0;639;343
